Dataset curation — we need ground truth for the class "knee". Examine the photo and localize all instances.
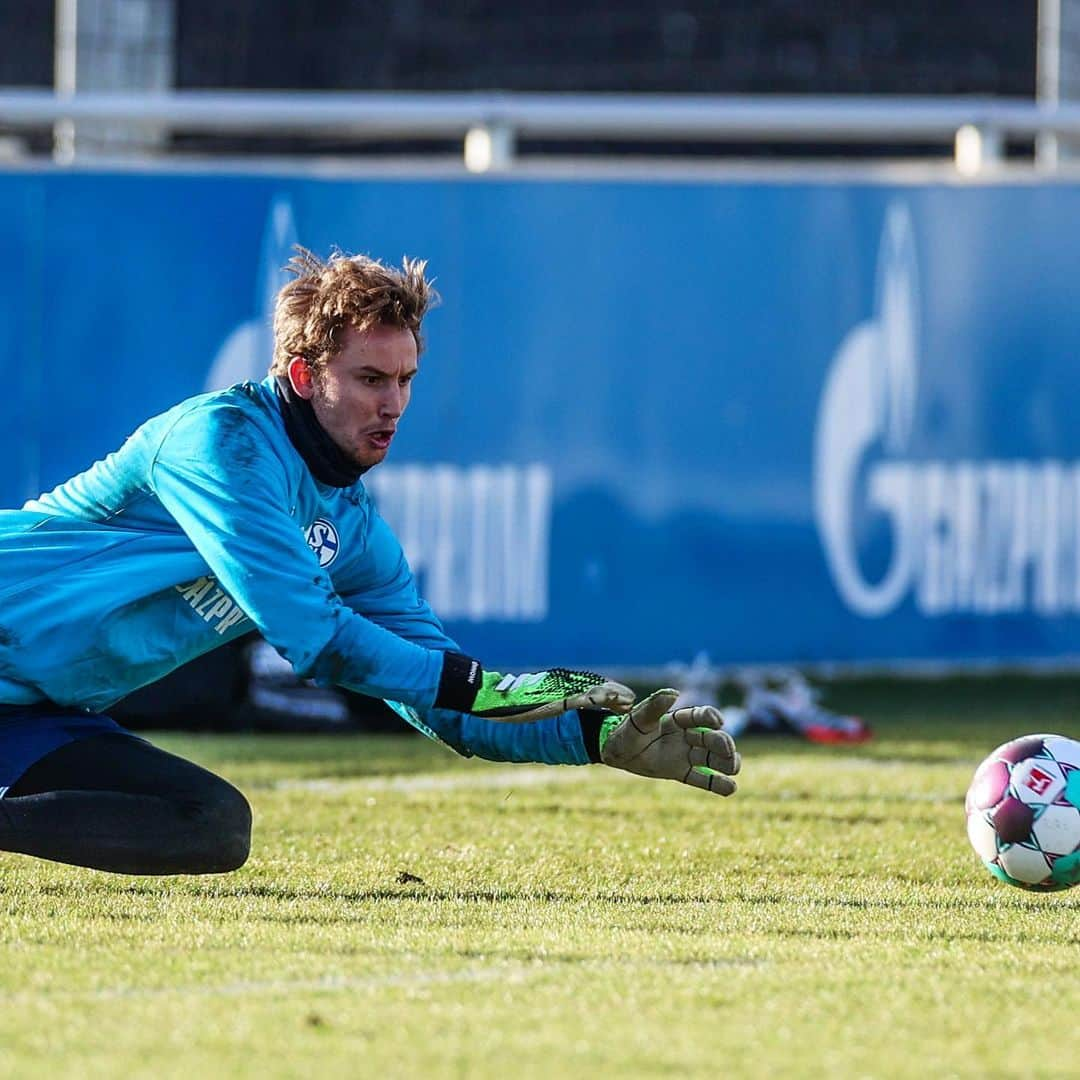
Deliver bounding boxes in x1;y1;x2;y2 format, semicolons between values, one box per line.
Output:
186;782;252;874
215;785;252;872
208;783;253;872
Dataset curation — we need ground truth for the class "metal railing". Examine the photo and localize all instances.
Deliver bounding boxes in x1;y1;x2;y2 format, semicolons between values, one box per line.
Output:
1;89;1078;172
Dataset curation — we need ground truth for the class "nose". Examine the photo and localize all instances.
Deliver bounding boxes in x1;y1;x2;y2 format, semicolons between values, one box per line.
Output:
380;384;404;419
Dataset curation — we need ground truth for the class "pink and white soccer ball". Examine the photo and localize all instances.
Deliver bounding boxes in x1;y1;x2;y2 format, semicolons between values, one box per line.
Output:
965;733;1080;891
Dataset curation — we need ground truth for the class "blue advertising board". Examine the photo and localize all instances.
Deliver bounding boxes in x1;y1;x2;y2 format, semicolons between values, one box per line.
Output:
2;163;1080;670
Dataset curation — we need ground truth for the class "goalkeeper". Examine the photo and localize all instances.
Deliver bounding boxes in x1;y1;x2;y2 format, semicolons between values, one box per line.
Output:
0;248;740;876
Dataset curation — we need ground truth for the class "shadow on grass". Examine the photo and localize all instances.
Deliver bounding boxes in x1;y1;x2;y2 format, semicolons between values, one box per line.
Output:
11;878;1066;917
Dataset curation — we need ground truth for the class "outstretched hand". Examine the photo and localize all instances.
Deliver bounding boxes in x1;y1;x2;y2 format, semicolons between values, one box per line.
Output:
599;688;741;796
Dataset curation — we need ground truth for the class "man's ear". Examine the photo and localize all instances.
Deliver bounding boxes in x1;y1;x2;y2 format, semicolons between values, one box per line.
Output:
287;356;315;400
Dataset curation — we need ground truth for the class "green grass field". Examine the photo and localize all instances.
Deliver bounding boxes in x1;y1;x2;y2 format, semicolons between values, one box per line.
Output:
1;678;1079;1078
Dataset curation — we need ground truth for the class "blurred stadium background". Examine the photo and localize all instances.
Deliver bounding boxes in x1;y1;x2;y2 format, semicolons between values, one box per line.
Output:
2;1;1079;733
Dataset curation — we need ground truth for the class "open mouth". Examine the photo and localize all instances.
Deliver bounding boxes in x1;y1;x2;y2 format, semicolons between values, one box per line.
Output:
365;430;395;450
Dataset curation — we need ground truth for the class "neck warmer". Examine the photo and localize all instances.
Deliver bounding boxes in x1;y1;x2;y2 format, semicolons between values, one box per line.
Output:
273;375;368;487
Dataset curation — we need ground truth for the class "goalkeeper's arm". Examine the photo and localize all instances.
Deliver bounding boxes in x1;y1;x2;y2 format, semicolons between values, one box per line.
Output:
388;686;742;797
382;654;634;766
334;522;634;762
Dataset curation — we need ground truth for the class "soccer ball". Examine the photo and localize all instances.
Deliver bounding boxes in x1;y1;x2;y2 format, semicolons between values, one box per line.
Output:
965;733;1080;892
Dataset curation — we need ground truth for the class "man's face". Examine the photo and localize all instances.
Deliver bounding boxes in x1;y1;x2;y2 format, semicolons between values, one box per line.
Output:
292;323;418;469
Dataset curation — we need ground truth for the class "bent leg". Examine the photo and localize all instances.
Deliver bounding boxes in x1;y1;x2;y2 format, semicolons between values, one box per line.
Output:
0;734;252;875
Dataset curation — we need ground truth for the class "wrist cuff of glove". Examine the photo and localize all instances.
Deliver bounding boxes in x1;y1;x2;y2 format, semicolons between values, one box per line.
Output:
434;651;484;713
578;709;607;763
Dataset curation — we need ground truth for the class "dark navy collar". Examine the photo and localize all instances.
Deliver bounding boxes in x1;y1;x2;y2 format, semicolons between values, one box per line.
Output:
273;375;369;488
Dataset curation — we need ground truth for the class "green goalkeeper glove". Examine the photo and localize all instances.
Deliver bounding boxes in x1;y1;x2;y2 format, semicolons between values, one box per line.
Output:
598;688;741;796
470;668;635;722
434;652;635;723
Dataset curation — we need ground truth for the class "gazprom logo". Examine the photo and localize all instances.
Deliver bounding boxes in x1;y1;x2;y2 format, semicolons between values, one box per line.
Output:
813;204;920;617
814;202;1080;618
367;464;551;622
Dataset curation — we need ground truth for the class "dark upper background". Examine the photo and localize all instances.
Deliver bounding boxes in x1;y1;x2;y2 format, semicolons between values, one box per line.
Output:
0;2;1038;159
1;2;1036;96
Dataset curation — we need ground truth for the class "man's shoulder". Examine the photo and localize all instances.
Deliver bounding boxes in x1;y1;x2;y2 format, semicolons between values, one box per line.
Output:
170;378;276;422
147;379;281;445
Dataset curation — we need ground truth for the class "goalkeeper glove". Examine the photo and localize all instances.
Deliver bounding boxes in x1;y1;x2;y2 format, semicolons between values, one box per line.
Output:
435;652;635;723
597;688;741;796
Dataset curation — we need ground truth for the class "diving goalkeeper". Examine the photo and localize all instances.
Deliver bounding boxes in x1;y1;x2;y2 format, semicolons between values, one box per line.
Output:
0;248;740;876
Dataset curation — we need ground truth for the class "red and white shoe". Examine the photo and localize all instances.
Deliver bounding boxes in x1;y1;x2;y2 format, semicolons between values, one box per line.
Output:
793;706;872;744
741;673;873;744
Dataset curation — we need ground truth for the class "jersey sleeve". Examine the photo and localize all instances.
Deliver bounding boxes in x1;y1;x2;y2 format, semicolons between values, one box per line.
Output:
148;403;444;709
337;508;592;766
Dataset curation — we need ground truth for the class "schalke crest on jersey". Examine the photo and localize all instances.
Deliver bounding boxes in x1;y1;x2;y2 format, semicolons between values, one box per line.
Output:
305;518;340;567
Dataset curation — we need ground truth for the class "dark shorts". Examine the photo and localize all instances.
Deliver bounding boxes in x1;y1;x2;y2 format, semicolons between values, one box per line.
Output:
0;705;135;796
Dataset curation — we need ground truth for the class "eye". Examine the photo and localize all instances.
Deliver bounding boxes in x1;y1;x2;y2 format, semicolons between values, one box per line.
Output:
362;375;381;386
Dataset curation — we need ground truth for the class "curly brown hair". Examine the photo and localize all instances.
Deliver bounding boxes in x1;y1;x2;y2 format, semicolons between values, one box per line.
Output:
270;246;437;376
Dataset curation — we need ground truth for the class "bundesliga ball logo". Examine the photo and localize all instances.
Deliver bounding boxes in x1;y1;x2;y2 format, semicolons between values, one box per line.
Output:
965;734;1080;891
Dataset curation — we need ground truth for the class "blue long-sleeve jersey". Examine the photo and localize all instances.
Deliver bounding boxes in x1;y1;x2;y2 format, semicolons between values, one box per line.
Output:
0;377;590;766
